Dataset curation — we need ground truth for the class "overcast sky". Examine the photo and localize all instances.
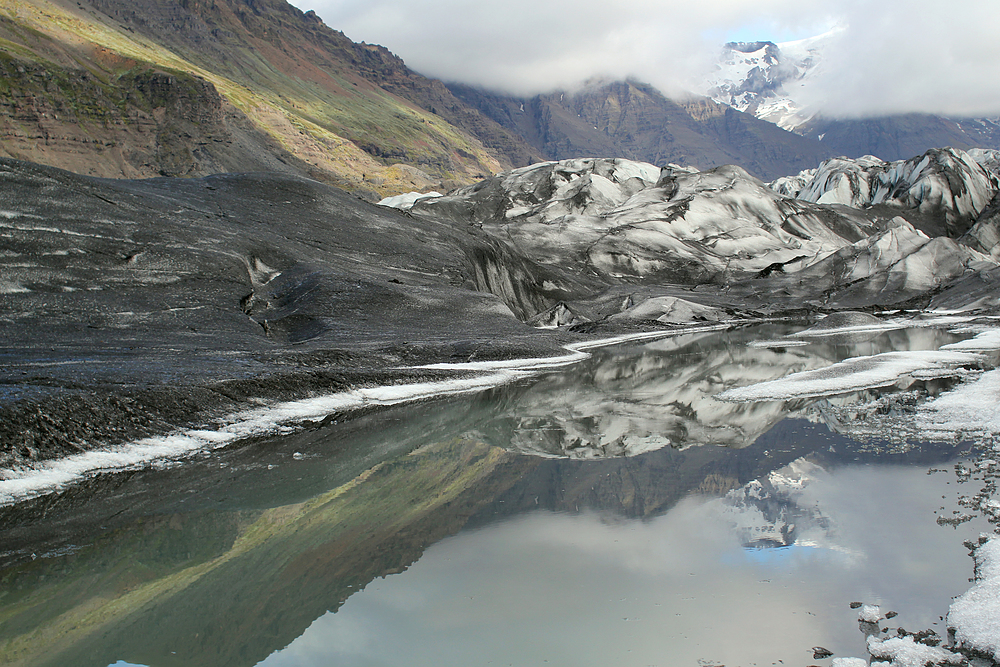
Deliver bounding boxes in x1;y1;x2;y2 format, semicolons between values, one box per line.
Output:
289;0;1000;118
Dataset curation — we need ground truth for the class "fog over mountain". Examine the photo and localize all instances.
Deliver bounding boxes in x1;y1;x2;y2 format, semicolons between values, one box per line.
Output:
291;0;1000;119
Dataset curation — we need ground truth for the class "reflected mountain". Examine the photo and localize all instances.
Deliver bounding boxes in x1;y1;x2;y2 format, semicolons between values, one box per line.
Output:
0;325;978;667
721;458;832;550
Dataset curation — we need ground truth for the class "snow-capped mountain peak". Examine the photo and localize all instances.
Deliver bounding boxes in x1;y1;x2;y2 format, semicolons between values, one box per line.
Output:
701;29;838;131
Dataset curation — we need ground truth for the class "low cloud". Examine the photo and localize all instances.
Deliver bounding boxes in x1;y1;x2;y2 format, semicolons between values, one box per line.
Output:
293;0;1000;118
796;0;1000;118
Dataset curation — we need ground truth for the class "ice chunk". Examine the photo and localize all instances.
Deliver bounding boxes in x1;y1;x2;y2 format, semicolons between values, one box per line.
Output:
858;604;882;623
831;659;868;667
939;328;1000;352
918;368;1000;439
609;296;727;324
948;537;1000;661
866;635;962;667
376;191;443;210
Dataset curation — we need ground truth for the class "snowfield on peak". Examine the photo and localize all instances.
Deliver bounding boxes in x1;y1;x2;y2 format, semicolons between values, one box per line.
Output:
701;31;836;131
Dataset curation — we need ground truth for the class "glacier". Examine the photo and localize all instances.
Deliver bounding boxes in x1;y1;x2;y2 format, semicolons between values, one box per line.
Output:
380;149;1000;325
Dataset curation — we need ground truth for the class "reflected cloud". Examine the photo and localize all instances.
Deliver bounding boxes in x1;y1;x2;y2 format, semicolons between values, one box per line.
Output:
263;462;987;667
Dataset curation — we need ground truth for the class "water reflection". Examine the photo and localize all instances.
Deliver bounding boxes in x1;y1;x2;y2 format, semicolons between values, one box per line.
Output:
259;465;984;667
0;325;987;667
479;324;968;458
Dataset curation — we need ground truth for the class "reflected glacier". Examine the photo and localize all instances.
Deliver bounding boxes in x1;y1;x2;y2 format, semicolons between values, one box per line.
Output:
0;321;998;667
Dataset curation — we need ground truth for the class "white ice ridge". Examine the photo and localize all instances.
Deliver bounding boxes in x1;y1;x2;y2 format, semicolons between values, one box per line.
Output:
939;328;1000;351
412;323;732;371
789;313;977;339
376;191;442;210
0;326;731;506
716;349;980;402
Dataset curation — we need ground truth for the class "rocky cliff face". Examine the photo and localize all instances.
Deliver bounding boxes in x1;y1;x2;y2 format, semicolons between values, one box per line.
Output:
86;0;545;170
0;53;309;180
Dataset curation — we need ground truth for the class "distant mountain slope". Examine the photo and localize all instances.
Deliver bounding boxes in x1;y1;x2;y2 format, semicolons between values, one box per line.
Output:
85;0;546;169
0;0;543;196
704;38;822;130
448;79;830;181
797;114;1000;163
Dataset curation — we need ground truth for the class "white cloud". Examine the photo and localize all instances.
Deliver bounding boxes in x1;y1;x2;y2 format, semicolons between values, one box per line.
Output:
796;0;1000;117
291;0;1000;117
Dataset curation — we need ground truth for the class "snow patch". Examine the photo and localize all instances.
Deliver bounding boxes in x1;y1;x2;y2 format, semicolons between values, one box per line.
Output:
0;280;29;294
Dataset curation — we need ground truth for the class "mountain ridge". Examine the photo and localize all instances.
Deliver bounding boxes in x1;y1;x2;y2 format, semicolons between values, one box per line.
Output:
0;0;534;196
447;78;831;181
0;0;885;192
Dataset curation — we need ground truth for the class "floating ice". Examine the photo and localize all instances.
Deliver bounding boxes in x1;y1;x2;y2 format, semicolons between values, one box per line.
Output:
948;537;1000;661
918;369;1000;439
791;311;906;337
717;349;980;402
866;635;962;667
831;659;868;667
858;604;882;623
939;328;1000;352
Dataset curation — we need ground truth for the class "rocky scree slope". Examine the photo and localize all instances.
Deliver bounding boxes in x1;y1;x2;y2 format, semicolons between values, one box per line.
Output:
0;45;305;180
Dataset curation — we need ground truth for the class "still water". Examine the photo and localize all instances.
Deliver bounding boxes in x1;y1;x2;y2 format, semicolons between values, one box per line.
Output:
0;323;994;667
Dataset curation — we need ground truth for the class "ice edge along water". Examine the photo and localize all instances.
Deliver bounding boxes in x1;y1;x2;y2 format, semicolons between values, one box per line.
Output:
718;319;1000;403
0;325;732;506
836;532;1000;665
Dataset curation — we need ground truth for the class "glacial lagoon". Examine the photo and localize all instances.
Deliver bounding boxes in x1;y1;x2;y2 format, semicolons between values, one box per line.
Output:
1;320;998;666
